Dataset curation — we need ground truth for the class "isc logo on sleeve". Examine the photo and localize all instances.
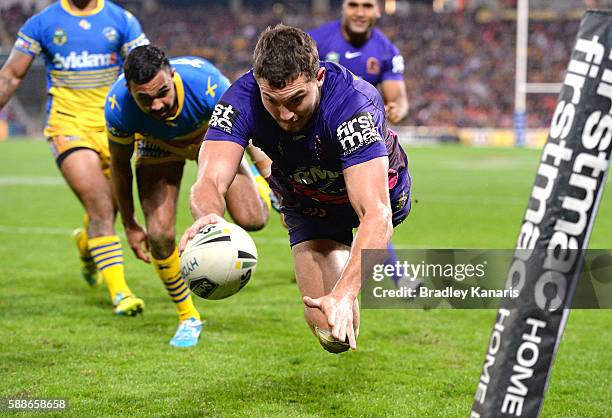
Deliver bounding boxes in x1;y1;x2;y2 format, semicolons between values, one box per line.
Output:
209;102;240;134
336;112;382;155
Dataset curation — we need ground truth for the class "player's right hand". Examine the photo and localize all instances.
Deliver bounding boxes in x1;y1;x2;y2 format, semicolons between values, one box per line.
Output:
303;292;358;350
178;213;226;255
125;223;150;263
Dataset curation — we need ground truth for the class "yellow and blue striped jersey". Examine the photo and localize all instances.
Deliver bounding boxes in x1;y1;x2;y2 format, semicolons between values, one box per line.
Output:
14;0;148;135
105;57;230;156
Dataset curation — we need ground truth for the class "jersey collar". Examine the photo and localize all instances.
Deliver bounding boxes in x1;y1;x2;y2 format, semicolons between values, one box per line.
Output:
61;0;105;17
167;71;185;121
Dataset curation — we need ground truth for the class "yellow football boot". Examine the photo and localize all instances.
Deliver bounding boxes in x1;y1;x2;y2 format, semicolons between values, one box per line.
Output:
113;293;145;317
72;227;102;286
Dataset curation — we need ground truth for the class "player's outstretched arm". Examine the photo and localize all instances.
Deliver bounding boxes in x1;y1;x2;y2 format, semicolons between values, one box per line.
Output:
109;140;150;263
303;156;393;349
0;49;34;109
381;79;409;124
179;140;244;254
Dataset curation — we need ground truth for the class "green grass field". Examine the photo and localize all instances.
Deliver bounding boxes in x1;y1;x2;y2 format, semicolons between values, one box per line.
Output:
0;139;610;417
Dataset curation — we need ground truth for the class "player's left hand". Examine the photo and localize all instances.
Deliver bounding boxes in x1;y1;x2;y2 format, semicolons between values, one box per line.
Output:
178;213;226;255
303;292;358;350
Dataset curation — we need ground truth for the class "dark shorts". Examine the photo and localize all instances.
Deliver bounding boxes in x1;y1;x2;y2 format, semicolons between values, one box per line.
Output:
283;178;411;247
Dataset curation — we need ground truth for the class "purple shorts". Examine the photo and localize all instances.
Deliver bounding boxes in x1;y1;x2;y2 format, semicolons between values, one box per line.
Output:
283;172;411;247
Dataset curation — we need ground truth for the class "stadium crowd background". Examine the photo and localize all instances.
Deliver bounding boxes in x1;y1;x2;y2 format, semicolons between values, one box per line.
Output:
0;0;604;131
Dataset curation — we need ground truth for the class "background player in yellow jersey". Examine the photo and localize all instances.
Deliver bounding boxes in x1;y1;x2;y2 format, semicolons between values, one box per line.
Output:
106;45;270;347
0;0;148;316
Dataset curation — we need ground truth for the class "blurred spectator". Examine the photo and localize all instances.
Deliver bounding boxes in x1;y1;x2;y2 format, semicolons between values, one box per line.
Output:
2;2;581;128
1;5;31;47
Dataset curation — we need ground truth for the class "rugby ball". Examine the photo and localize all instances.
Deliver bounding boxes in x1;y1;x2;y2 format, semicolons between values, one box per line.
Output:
180;222;258;300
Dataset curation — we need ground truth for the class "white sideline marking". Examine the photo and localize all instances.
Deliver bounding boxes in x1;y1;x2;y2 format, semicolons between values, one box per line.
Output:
0;225;72;235
0;176;64;186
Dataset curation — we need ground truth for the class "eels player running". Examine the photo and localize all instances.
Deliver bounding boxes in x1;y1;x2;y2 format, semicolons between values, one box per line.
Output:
179;26;411;353
309;0;408;123
106;45;270;347
0;0;148;315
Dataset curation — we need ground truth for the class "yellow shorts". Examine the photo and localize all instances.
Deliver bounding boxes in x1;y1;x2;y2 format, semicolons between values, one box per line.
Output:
134;135;202;167
47;128;111;177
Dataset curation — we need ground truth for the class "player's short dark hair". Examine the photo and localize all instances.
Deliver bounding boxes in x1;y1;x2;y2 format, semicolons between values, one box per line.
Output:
253;24;319;89
124;44;171;85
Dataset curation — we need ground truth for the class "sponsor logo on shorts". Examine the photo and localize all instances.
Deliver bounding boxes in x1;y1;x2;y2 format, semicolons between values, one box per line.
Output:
336;112;382;155
301;207;328;218
393;190;408;211
209;102;240;134
137;141;170;159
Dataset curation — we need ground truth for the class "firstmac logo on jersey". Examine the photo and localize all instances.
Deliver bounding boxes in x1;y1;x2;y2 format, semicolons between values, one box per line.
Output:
336;112;382;155
209;102;240;134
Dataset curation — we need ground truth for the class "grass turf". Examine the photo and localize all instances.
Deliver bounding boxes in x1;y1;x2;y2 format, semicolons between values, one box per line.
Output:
0;139;610;417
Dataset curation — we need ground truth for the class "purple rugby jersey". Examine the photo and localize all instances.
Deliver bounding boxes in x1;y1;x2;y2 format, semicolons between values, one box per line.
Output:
205;62;410;244
308;21;404;87
204;62;411;245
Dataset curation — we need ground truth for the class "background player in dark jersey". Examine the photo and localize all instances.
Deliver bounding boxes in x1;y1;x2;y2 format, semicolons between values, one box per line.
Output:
179;25;411;353
309;0;408;124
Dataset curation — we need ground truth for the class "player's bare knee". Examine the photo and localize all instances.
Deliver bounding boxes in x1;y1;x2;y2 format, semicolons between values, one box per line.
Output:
148;238;176;260
242;215;267;231
147;229;176;258
238;218;264;231
235;206;268;231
